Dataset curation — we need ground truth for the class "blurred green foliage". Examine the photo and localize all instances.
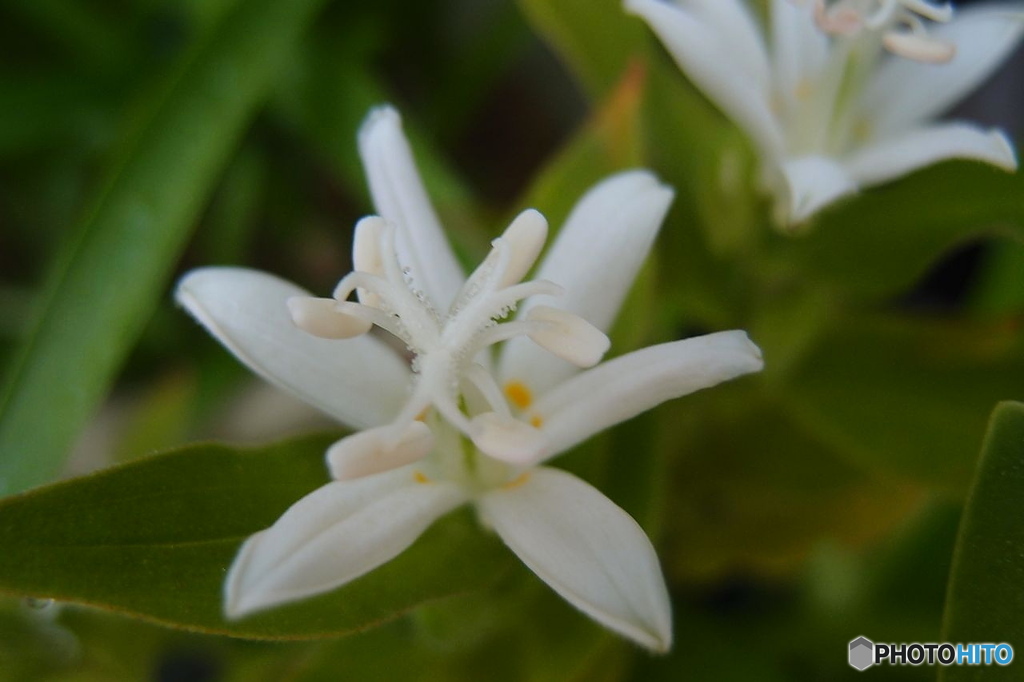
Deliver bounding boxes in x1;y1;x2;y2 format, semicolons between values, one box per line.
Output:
0;0;1022;680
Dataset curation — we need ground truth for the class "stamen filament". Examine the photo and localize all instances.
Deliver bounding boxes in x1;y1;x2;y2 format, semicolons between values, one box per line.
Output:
379;225;442;345
864;0;900;28
466;319;545;354
464;363;513;417
449;238;511;319
442;278;563;351
332;271;390;303
334;301;409;343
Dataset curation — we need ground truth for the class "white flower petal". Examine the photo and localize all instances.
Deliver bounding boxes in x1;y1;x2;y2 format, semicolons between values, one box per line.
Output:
534;331;763;458
176;267;410;430
770;0;830;121
677;0;772;87
863;6;1024;137
224;468;466;618
626;0;786;159
498;171;673;394
358;106;466;312
530;171;673;334
777;156;858;224
845;122;1018;186
479;467;672;652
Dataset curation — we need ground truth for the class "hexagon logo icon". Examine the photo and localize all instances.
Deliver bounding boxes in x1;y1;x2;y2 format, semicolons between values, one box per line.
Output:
849;636;874;671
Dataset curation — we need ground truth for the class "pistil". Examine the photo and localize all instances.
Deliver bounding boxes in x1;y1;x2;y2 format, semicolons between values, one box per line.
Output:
288;209;610;483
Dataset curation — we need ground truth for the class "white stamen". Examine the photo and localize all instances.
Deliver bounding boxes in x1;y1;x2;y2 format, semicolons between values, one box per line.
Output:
446;278;564;354
352;216;386;307
863;0;899;27
467;319;544;351
287;297;372;339
448;236;512;321
498;209;548;289
334;301;409;343
470;412;547;464
813;0;955;53
899;0;952;23
377;223;442;346
883;30;956;63
298;211;606;470
814;0;864;35
526;306;611;368
463;363;513;417
327;421;434;480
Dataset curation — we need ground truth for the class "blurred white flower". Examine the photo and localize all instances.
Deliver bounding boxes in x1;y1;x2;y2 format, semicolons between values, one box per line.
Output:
811;0;957;61
176;106;764;651
626;0;1023;224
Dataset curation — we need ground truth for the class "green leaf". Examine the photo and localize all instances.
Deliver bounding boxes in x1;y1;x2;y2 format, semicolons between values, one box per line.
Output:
642;56;763;261
972;242;1024;316
292;568;625;682
517;0;646;100
3;0;135;75
790;163;1024;299
780;313;1024;492
663;395;923;581
639;57;754;328
0;0;329;496
112;371;199;464
939;401;1024;682
0;433;509;638
195;144;267;266
0;598;79;681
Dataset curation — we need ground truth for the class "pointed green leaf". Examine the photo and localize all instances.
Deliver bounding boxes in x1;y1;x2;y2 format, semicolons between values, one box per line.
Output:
664;396;923;581
939;401;1024;681
0;434;509;639
972;242;1024;316
791;163;1024;299
0;0;329;496
638;57;753;328
781;314;1024;491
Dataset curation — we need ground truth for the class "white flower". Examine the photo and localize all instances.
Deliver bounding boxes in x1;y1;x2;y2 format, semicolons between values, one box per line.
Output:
811;0;957;61
626;0;1023;224
176;106;764;652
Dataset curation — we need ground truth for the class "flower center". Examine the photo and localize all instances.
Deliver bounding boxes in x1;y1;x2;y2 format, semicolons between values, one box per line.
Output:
286;209;610;483
811;0;956;63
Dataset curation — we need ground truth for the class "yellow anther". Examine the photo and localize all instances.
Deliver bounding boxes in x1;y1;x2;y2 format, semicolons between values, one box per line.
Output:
503;472;531;490
504;380;533;410
530;414;543;428
413;471;431;484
